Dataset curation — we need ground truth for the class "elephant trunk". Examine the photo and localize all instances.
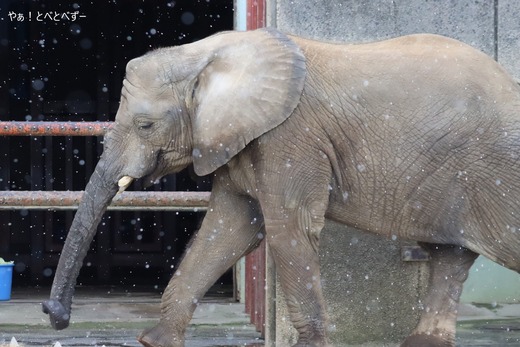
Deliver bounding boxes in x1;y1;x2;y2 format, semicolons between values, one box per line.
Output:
42;158;118;330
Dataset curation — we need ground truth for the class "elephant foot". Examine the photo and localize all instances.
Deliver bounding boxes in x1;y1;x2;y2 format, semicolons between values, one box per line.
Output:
138;322;184;347
401;333;454;347
291;336;331;347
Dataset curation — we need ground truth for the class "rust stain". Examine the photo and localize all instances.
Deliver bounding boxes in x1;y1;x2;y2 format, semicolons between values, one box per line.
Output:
0;121;113;136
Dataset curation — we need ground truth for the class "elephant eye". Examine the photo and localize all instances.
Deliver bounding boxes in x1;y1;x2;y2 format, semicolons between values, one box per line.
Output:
136;119;154;130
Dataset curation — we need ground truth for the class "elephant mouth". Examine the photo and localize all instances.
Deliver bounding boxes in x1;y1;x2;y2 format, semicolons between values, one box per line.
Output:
117;173;161;193
116;155;185;193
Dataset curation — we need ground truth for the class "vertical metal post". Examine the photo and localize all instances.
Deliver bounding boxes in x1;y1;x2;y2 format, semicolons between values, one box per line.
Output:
43;136;54;254
29;2;45;282
95;5;112;282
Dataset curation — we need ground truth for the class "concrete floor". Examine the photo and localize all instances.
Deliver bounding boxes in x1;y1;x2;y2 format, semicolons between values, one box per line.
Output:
1;286;520;346
1;286;262;347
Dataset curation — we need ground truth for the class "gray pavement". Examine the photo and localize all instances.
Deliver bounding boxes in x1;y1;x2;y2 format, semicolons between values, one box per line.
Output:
1;286;520;346
1;286;262;347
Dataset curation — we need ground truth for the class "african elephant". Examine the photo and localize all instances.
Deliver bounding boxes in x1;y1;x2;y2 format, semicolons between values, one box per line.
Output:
43;27;520;347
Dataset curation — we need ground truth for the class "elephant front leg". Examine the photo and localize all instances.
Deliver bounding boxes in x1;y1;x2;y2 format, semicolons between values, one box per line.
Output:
402;243;478;347
138;188;264;347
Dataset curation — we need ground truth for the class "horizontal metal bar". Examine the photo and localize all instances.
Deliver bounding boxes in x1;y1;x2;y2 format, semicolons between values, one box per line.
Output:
0;191;210;211
0;121;113;136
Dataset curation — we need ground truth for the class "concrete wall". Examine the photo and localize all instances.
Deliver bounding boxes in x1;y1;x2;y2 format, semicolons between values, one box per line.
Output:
498;0;520;80
270;1;493;52
265;0;520;345
268;0;520;79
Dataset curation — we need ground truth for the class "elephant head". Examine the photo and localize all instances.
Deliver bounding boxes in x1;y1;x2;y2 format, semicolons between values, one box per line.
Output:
42;28;306;329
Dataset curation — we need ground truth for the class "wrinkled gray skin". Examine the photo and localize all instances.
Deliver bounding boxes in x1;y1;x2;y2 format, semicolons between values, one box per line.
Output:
43;28;520;347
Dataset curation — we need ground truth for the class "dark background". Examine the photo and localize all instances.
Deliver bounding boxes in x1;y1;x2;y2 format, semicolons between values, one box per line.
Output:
0;0;233;289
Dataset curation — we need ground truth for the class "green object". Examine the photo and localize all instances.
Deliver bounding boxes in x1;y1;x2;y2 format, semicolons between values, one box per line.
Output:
0;258;14;265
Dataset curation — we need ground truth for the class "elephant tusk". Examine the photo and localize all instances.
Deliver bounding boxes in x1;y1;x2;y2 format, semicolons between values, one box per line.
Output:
117;176;134;193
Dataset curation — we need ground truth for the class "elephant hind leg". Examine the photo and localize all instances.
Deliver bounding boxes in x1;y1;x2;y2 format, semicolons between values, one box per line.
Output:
401;243;478;347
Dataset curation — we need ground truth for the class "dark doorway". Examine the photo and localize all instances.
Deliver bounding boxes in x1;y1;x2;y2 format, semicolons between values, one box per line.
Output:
0;0;233;288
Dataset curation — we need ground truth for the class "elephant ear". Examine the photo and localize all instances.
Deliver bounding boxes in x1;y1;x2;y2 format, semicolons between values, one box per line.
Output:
190;28;306;176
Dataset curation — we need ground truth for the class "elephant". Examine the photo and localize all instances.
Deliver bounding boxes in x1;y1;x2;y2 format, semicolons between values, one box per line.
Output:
42;27;520;347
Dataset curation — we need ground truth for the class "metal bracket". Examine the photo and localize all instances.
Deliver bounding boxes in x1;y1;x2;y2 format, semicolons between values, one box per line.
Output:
401;245;430;262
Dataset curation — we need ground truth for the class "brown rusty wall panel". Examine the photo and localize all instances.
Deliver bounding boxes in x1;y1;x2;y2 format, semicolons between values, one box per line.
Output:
244;0;267;336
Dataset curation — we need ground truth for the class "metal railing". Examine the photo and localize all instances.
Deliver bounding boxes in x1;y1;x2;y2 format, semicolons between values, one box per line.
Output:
0;190;210;211
0;121;112;137
0;121;210;211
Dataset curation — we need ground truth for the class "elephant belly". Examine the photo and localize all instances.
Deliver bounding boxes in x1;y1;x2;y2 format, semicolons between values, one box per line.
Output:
324;171;469;245
324;164;520;273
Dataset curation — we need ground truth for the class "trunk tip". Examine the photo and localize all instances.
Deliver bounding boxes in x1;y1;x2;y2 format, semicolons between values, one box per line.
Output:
42;299;70;330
